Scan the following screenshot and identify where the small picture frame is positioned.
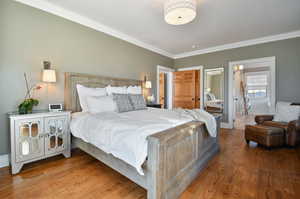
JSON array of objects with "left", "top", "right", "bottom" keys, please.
[{"left": 49, "top": 104, "right": 63, "bottom": 112}]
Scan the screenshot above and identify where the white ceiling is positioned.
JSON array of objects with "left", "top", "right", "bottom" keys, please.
[{"left": 17, "top": 0, "right": 300, "bottom": 58}]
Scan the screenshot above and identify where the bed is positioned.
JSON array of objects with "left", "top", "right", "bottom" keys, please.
[{"left": 64, "top": 72, "right": 221, "bottom": 199}]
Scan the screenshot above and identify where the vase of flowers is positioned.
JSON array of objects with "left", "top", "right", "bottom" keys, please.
[{"left": 18, "top": 73, "right": 42, "bottom": 114}]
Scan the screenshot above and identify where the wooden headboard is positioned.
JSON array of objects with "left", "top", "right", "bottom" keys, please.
[{"left": 64, "top": 72, "right": 143, "bottom": 112}]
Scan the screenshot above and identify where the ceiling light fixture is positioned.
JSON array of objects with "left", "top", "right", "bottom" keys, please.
[{"left": 164, "top": 0, "right": 197, "bottom": 25}]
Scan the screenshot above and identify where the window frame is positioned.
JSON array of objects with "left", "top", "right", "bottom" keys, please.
[{"left": 245, "top": 71, "right": 270, "bottom": 99}]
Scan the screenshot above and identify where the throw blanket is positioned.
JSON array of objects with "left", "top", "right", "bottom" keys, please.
[{"left": 174, "top": 109, "right": 217, "bottom": 137}]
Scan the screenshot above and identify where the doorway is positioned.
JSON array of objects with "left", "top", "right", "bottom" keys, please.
[
  {"left": 156, "top": 65, "right": 175, "bottom": 109},
  {"left": 159, "top": 73, "right": 166, "bottom": 108},
  {"left": 156, "top": 65, "right": 204, "bottom": 110},
  {"left": 173, "top": 70, "right": 200, "bottom": 109},
  {"left": 176, "top": 66, "right": 204, "bottom": 109},
  {"left": 228, "top": 57, "right": 276, "bottom": 129}
]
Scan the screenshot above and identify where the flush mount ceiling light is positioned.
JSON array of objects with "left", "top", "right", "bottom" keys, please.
[{"left": 164, "top": 0, "right": 197, "bottom": 25}]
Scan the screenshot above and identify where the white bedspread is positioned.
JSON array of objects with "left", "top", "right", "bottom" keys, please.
[{"left": 70, "top": 108, "right": 216, "bottom": 175}]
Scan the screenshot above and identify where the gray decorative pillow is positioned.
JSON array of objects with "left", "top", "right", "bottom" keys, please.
[
  {"left": 129, "top": 94, "right": 147, "bottom": 110},
  {"left": 112, "top": 93, "right": 134, "bottom": 113}
]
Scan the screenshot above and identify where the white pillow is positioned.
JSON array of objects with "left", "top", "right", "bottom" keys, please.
[
  {"left": 106, "top": 85, "right": 127, "bottom": 95},
  {"left": 273, "top": 101, "right": 300, "bottom": 122},
  {"left": 127, "top": 86, "right": 142, "bottom": 94},
  {"left": 76, "top": 84, "right": 107, "bottom": 112},
  {"left": 86, "top": 95, "right": 117, "bottom": 114}
]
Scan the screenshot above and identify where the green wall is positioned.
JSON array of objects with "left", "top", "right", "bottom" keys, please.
[
  {"left": 0, "top": 0, "right": 173, "bottom": 155},
  {"left": 175, "top": 37, "right": 300, "bottom": 122}
]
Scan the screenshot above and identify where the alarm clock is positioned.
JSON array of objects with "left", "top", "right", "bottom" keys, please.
[{"left": 49, "top": 104, "right": 63, "bottom": 112}]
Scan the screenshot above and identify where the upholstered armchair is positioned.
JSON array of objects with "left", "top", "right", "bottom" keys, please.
[{"left": 255, "top": 112, "right": 300, "bottom": 147}]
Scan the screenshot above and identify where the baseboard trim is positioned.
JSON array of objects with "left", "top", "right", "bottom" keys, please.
[
  {"left": 221, "top": 122, "right": 232, "bottom": 129},
  {"left": 0, "top": 154, "right": 9, "bottom": 168}
]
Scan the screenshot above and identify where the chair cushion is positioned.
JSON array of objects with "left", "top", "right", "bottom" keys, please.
[
  {"left": 262, "top": 121, "right": 288, "bottom": 132},
  {"left": 274, "top": 101, "right": 300, "bottom": 122},
  {"left": 245, "top": 125, "right": 285, "bottom": 147},
  {"left": 245, "top": 125, "right": 285, "bottom": 136}
]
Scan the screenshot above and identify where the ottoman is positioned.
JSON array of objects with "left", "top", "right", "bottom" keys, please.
[{"left": 245, "top": 125, "right": 285, "bottom": 148}]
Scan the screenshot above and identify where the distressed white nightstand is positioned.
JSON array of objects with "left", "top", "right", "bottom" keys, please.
[{"left": 8, "top": 110, "right": 71, "bottom": 174}]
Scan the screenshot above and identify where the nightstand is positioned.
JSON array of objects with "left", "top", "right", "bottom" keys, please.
[
  {"left": 147, "top": 103, "right": 162, "bottom": 108},
  {"left": 8, "top": 110, "right": 71, "bottom": 174}
]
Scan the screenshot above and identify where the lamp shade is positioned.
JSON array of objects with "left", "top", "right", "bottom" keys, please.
[
  {"left": 42, "top": 69, "right": 56, "bottom": 83},
  {"left": 145, "top": 81, "right": 152, "bottom": 89}
]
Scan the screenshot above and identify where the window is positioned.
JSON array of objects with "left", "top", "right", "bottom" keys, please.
[
  {"left": 246, "top": 74, "right": 268, "bottom": 98},
  {"left": 247, "top": 89, "right": 267, "bottom": 98}
]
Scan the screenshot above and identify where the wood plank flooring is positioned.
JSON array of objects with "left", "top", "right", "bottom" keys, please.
[{"left": 1, "top": 128, "right": 299, "bottom": 199}]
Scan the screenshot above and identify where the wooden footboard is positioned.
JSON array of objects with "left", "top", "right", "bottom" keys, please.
[
  {"left": 73, "top": 119, "right": 220, "bottom": 199},
  {"left": 147, "top": 119, "right": 220, "bottom": 199}
]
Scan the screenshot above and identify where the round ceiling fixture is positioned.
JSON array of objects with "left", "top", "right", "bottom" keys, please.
[{"left": 164, "top": 0, "right": 197, "bottom": 25}]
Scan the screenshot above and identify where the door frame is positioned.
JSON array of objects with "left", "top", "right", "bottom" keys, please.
[
  {"left": 156, "top": 65, "right": 175, "bottom": 109},
  {"left": 228, "top": 56, "right": 276, "bottom": 129},
  {"left": 177, "top": 66, "right": 204, "bottom": 109}
]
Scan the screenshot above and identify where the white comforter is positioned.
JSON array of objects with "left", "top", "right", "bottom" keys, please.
[{"left": 70, "top": 108, "right": 216, "bottom": 175}]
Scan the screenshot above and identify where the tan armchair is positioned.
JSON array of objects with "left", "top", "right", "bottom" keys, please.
[{"left": 255, "top": 115, "right": 300, "bottom": 147}]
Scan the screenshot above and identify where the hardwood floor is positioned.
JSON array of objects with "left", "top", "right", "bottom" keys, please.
[{"left": 1, "top": 129, "right": 299, "bottom": 199}]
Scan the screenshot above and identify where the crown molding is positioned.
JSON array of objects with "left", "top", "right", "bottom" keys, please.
[
  {"left": 14, "top": 1, "right": 300, "bottom": 60},
  {"left": 174, "top": 30, "right": 300, "bottom": 59},
  {"left": 14, "top": 0, "right": 173, "bottom": 58}
]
